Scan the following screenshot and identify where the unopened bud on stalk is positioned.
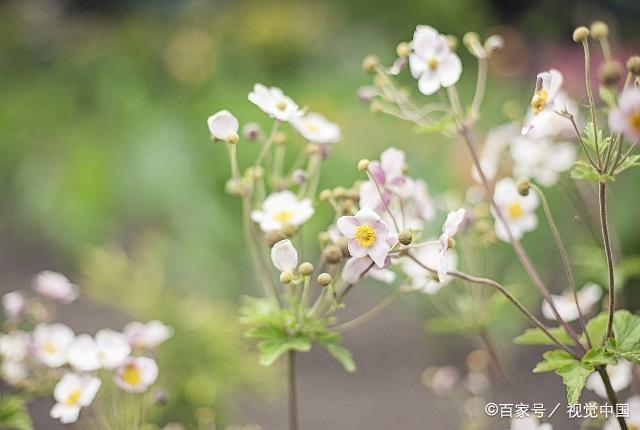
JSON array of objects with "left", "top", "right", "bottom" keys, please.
[
  {"left": 340, "top": 199, "right": 355, "bottom": 213},
  {"left": 273, "top": 131, "right": 288, "bottom": 145},
  {"left": 357, "top": 86, "right": 377, "bottom": 103},
  {"left": 333, "top": 187, "right": 347, "bottom": 199},
  {"left": 319, "top": 189, "right": 332, "bottom": 202},
  {"left": 280, "top": 271, "right": 295, "bottom": 284},
  {"left": 446, "top": 35, "right": 458, "bottom": 50},
  {"left": 247, "top": 166, "right": 264, "bottom": 180},
  {"left": 225, "top": 179, "right": 246, "bottom": 196},
  {"left": 226, "top": 133, "right": 239, "bottom": 145},
  {"left": 357, "top": 159, "right": 370, "bottom": 172},
  {"left": 306, "top": 143, "right": 321, "bottom": 155},
  {"left": 627, "top": 56, "right": 640, "bottom": 75},
  {"left": 516, "top": 177, "right": 531, "bottom": 196},
  {"left": 281, "top": 224, "right": 298, "bottom": 237},
  {"left": 396, "top": 41, "right": 411, "bottom": 58},
  {"left": 572, "top": 26, "right": 590, "bottom": 43},
  {"left": 370, "top": 100, "right": 382, "bottom": 114},
  {"left": 336, "top": 237, "right": 350, "bottom": 257},
  {"left": 318, "top": 231, "right": 330, "bottom": 247},
  {"left": 265, "top": 231, "right": 287, "bottom": 247},
  {"left": 317, "top": 273, "right": 332, "bottom": 286},
  {"left": 291, "top": 169, "right": 307, "bottom": 185},
  {"left": 242, "top": 122, "right": 263, "bottom": 141},
  {"left": 362, "top": 55, "right": 379, "bottom": 74},
  {"left": 152, "top": 387, "right": 170, "bottom": 406},
  {"left": 398, "top": 230, "right": 413, "bottom": 245},
  {"left": 598, "top": 61, "right": 622, "bottom": 86},
  {"left": 298, "top": 262, "right": 314, "bottom": 276},
  {"left": 323, "top": 245, "right": 343, "bottom": 264},
  {"left": 590, "top": 21, "right": 609, "bottom": 40}
]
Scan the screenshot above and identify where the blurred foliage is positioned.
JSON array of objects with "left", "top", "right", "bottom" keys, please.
[
  {"left": 0, "top": 395, "right": 33, "bottom": 430},
  {"left": 79, "top": 232, "right": 274, "bottom": 428}
]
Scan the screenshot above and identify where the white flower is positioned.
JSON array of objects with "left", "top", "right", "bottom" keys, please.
[
  {"left": 509, "top": 416, "right": 553, "bottom": 430},
  {"left": 33, "top": 323, "right": 75, "bottom": 368},
  {"left": 472, "top": 122, "right": 520, "bottom": 182},
  {"left": 492, "top": 178, "right": 539, "bottom": 242},
  {"left": 586, "top": 359, "right": 633, "bottom": 398},
  {"left": 248, "top": 83, "right": 302, "bottom": 122},
  {"left": 604, "top": 395, "right": 640, "bottom": 430},
  {"left": 50, "top": 373, "right": 101, "bottom": 424},
  {"left": 521, "top": 69, "right": 565, "bottom": 136},
  {"left": 270, "top": 239, "right": 299, "bottom": 273},
  {"left": 524, "top": 91, "right": 580, "bottom": 140},
  {"left": 291, "top": 112, "right": 341, "bottom": 144},
  {"left": 0, "top": 331, "right": 30, "bottom": 362},
  {"left": 401, "top": 241, "right": 457, "bottom": 294},
  {"left": 207, "top": 110, "right": 239, "bottom": 142},
  {"left": 123, "top": 321, "right": 173, "bottom": 350},
  {"left": 409, "top": 25, "right": 462, "bottom": 95},
  {"left": 542, "top": 283, "right": 602, "bottom": 322},
  {"left": 609, "top": 88, "right": 640, "bottom": 142},
  {"left": 32, "top": 271, "right": 79, "bottom": 304},
  {"left": 67, "top": 329, "right": 131, "bottom": 371},
  {"left": 114, "top": 356, "right": 159, "bottom": 393},
  {"left": 2, "top": 291, "right": 27, "bottom": 320},
  {"left": 438, "top": 209, "right": 465, "bottom": 282},
  {"left": 337, "top": 207, "right": 391, "bottom": 268},
  {"left": 510, "top": 136, "right": 576, "bottom": 187},
  {"left": 251, "top": 191, "right": 314, "bottom": 232},
  {"left": 2, "top": 360, "right": 28, "bottom": 385}
]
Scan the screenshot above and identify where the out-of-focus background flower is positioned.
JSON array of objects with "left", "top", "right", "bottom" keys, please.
[{"left": 1, "top": 0, "right": 639, "bottom": 428}]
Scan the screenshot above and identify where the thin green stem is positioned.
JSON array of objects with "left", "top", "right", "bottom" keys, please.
[
  {"left": 255, "top": 120, "right": 280, "bottom": 168},
  {"left": 582, "top": 39, "right": 602, "bottom": 168},
  {"left": 598, "top": 182, "right": 616, "bottom": 341},
  {"left": 288, "top": 350, "right": 298, "bottom": 430},
  {"left": 333, "top": 288, "right": 403, "bottom": 332}
]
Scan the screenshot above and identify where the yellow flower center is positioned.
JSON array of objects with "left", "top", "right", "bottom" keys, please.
[
  {"left": 305, "top": 122, "right": 319, "bottom": 133},
  {"left": 276, "top": 101, "right": 287, "bottom": 111},
  {"left": 507, "top": 202, "right": 525, "bottom": 219},
  {"left": 122, "top": 364, "right": 142, "bottom": 386},
  {"left": 66, "top": 389, "right": 81, "bottom": 406},
  {"left": 274, "top": 210, "right": 294, "bottom": 223},
  {"left": 355, "top": 225, "right": 376, "bottom": 248},
  {"left": 426, "top": 57, "right": 439, "bottom": 70},
  {"left": 531, "top": 88, "right": 548, "bottom": 114},
  {"left": 43, "top": 342, "right": 57, "bottom": 354},
  {"left": 630, "top": 110, "right": 640, "bottom": 132}
]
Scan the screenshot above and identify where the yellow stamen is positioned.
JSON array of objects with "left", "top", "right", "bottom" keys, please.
[
  {"left": 122, "top": 364, "right": 142, "bottom": 386},
  {"left": 531, "top": 88, "right": 548, "bottom": 114},
  {"left": 43, "top": 342, "right": 57, "bottom": 354},
  {"left": 276, "top": 101, "right": 287, "bottom": 111},
  {"left": 355, "top": 225, "right": 376, "bottom": 248},
  {"left": 305, "top": 122, "right": 319, "bottom": 133},
  {"left": 66, "top": 390, "right": 81, "bottom": 406},
  {"left": 507, "top": 202, "right": 525, "bottom": 219},
  {"left": 274, "top": 210, "right": 294, "bottom": 222},
  {"left": 630, "top": 111, "right": 640, "bottom": 132},
  {"left": 426, "top": 57, "right": 439, "bottom": 70}
]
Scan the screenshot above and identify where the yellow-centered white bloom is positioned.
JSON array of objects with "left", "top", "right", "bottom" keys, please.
[
  {"left": 509, "top": 416, "right": 553, "bottom": 430},
  {"left": 510, "top": 136, "right": 576, "bottom": 187},
  {"left": 207, "top": 110, "right": 239, "bottom": 142},
  {"left": 586, "top": 359, "right": 633, "bottom": 399},
  {"left": 50, "top": 373, "right": 101, "bottom": 424},
  {"left": 251, "top": 191, "right": 314, "bottom": 232},
  {"left": 32, "top": 270, "right": 79, "bottom": 304},
  {"left": 248, "top": 83, "right": 302, "bottom": 122},
  {"left": 114, "top": 356, "right": 159, "bottom": 393},
  {"left": 541, "top": 283, "right": 602, "bottom": 322},
  {"left": 337, "top": 207, "right": 390, "bottom": 268},
  {"left": 123, "top": 320, "right": 173, "bottom": 350},
  {"left": 401, "top": 240, "right": 457, "bottom": 294},
  {"left": 67, "top": 329, "right": 131, "bottom": 371},
  {"left": 409, "top": 25, "right": 462, "bottom": 95},
  {"left": 609, "top": 88, "right": 640, "bottom": 142},
  {"left": 491, "top": 178, "right": 539, "bottom": 242},
  {"left": 291, "top": 112, "right": 341, "bottom": 144},
  {"left": 522, "top": 69, "right": 570, "bottom": 137},
  {"left": 270, "top": 239, "right": 298, "bottom": 273},
  {"left": 33, "top": 323, "right": 75, "bottom": 368}
]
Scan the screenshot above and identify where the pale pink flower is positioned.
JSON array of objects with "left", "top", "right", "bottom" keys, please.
[
  {"left": 609, "top": 88, "right": 640, "bottom": 142},
  {"left": 248, "top": 83, "right": 302, "bottom": 122},
  {"left": 270, "top": 239, "right": 298, "bottom": 273},
  {"left": 409, "top": 25, "right": 462, "bottom": 95},
  {"left": 337, "top": 207, "right": 391, "bottom": 268},
  {"left": 32, "top": 271, "right": 79, "bottom": 304},
  {"left": 251, "top": 191, "right": 314, "bottom": 232},
  {"left": 207, "top": 110, "right": 239, "bottom": 142},
  {"left": 2, "top": 291, "right": 27, "bottom": 320},
  {"left": 114, "top": 356, "right": 159, "bottom": 393},
  {"left": 290, "top": 112, "right": 341, "bottom": 144},
  {"left": 123, "top": 321, "right": 173, "bottom": 350},
  {"left": 437, "top": 209, "right": 466, "bottom": 282}
]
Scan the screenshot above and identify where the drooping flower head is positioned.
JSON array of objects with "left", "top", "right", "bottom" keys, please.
[
  {"left": 33, "top": 323, "right": 75, "bottom": 368},
  {"left": 437, "top": 208, "right": 466, "bottom": 282},
  {"left": 123, "top": 321, "right": 173, "bottom": 350},
  {"left": 270, "top": 239, "right": 299, "bottom": 273},
  {"left": 522, "top": 69, "right": 566, "bottom": 136},
  {"left": 337, "top": 207, "right": 391, "bottom": 268},
  {"left": 409, "top": 25, "right": 462, "bottom": 95},
  {"left": 251, "top": 191, "right": 314, "bottom": 232},
  {"left": 32, "top": 271, "right": 79, "bottom": 304},
  {"left": 50, "top": 373, "right": 101, "bottom": 424},
  {"left": 248, "top": 83, "right": 302, "bottom": 122},
  {"left": 491, "top": 178, "right": 539, "bottom": 242},
  {"left": 291, "top": 112, "right": 341, "bottom": 144},
  {"left": 114, "top": 356, "right": 159, "bottom": 394},
  {"left": 401, "top": 241, "right": 457, "bottom": 294},
  {"left": 207, "top": 110, "right": 239, "bottom": 143},
  {"left": 541, "top": 283, "right": 602, "bottom": 322},
  {"left": 609, "top": 87, "right": 640, "bottom": 142}
]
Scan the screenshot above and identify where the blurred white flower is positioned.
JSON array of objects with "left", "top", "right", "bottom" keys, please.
[
  {"left": 2, "top": 291, "right": 27, "bottom": 320},
  {"left": 337, "top": 207, "right": 391, "bottom": 268},
  {"left": 586, "top": 359, "right": 633, "bottom": 398},
  {"left": 207, "top": 110, "right": 239, "bottom": 142},
  {"left": 542, "top": 283, "right": 602, "bottom": 322},
  {"left": 50, "top": 373, "right": 101, "bottom": 424},
  {"left": 251, "top": 191, "right": 314, "bottom": 232},
  {"left": 32, "top": 271, "right": 79, "bottom": 304},
  {"left": 33, "top": 323, "right": 75, "bottom": 368},
  {"left": 270, "top": 239, "right": 298, "bottom": 273},
  {"left": 409, "top": 25, "right": 462, "bottom": 95},
  {"left": 509, "top": 416, "right": 553, "bottom": 430},
  {"left": 427, "top": 366, "right": 460, "bottom": 395},
  {"left": 438, "top": 208, "right": 465, "bottom": 282},
  {"left": 67, "top": 329, "right": 131, "bottom": 371},
  {"left": 522, "top": 69, "right": 565, "bottom": 136},
  {"left": 123, "top": 321, "right": 173, "bottom": 350},
  {"left": 248, "top": 83, "right": 302, "bottom": 122},
  {"left": 510, "top": 136, "right": 576, "bottom": 187},
  {"left": 291, "top": 112, "right": 341, "bottom": 144},
  {"left": 609, "top": 88, "right": 640, "bottom": 142},
  {"left": 2, "top": 360, "right": 28, "bottom": 386},
  {"left": 114, "top": 356, "right": 159, "bottom": 393},
  {"left": 0, "top": 331, "right": 30, "bottom": 362},
  {"left": 401, "top": 241, "right": 457, "bottom": 294},
  {"left": 492, "top": 178, "right": 539, "bottom": 242},
  {"left": 523, "top": 91, "right": 580, "bottom": 140},
  {"left": 604, "top": 395, "right": 640, "bottom": 430},
  {"left": 472, "top": 122, "right": 519, "bottom": 182}
]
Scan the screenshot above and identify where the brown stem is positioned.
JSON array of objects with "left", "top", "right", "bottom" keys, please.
[
  {"left": 599, "top": 182, "right": 616, "bottom": 341},
  {"left": 479, "top": 329, "right": 521, "bottom": 400},
  {"left": 597, "top": 366, "right": 628, "bottom": 430},
  {"left": 288, "top": 350, "right": 298, "bottom": 430}
]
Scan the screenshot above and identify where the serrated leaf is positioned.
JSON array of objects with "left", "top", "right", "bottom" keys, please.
[
  {"left": 0, "top": 396, "right": 33, "bottom": 430},
  {"left": 614, "top": 155, "right": 640, "bottom": 175},
  {"left": 258, "top": 339, "right": 289, "bottom": 366},
  {"left": 571, "top": 160, "right": 614, "bottom": 182},
  {"left": 533, "top": 350, "right": 578, "bottom": 373},
  {"left": 556, "top": 361, "right": 594, "bottom": 404},
  {"left": 324, "top": 343, "right": 356, "bottom": 373},
  {"left": 583, "top": 312, "right": 608, "bottom": 345},
  {"left": 514, "top": 326, "right": 574, "bottom": 346},
  {"left": 612, "top": 310, "right": 640, "bottom": 351},
  {"left": 582, "top": 347, "right": 618, "bottom": 367}
]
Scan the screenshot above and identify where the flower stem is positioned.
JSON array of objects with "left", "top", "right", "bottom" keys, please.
[
  {"left": 288, "top": 350, "right": 299, "bottom": 430},
  {"left": 581, "top": 39, "right": 602, "bottom": 167},
  {"left": 598, "top": 181, "right": 616, "bottom": 341},
  {"left": 596, "top": 366, "right": 628, "bottom": 430}
]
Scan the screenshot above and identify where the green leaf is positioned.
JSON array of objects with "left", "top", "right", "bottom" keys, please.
[
  {"left": 533, "top": 350, "right": 578, "bottom": 373},
  {"left": 324, "top": 343, "right": 356, "bottom": 373},
  {"left": 556, "top": 361, "right": 594, "bottom": 404},
  {"left": 605, "top": 310, "right": 640, "bottom": 363},
  {"left": 514, "top": 326, "right": 574, "bottom": 346},
  {"left": 0, "top": 396, "right": 33, "bottom": 430},
  {"left": 258, "top": 339, "right": 289, "bottom": 366},
  {"left": 584, "top": 312, "right": 608, "bottom": 345},
  {"left": 582, "top": 347, "right": 618, "bottom": 367},
  {"left": 614, "top": 155, "right": 640, "bottom": 175},
  {"left": 286, "top": 336, "right": 312, "bottom": 353},
  {"left": 570, "top": 160, "right": 614, "bottom": 182},
  {"left": 246, "top": 325, "right": 285, "bottom": 340}
]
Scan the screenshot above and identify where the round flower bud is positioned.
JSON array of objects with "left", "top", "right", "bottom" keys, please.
[
  {"left": 323, "top": 245, "right": 343, "bottom": 264},
  {"left": 318, "top": 231, "right": 330, "bottom": 247},
  {"left": 357, "top": 159, "right": 370, "bottom": 172},
  {"left": 265, "top": 231, "right": 287, "bottom": 247},
  {"left": 357, "top": 86, "right": 377, "bottom": 104},
  {"left": 336, "top": 237, "right": 350, "bottom": 257},
  {"left": 247, "top": 166, "right": 264, "bottom": 179},
  {"left": 291, "top": 169, "right": 307, "bottom": 185},
  {"left": 462, "top": 31, "right": 480, "bottom": 48},
  {"left": 152, "top": 387, "right": 170, "bottom": 406},
  {"left": 273, "top": 131, "right": 288, "bottom": 145},
  {"left": 317, "top": 273, "right": 332, "bottom": 287},
  {"left": 466, "top": 349, "right": 490, "bottom": 372},
  {"left": 332, "top": 187, "right": 347, "bottom": 199},
  {"left": 242, "top": 122, "right": 263, "bottom": 141},
  {"left": 396, "top": 41, "right": 411, "bottom": 58},
  {"left": 226, "top": 133, "right": 239, "bottom": 145},
  {"left": 447, "top": 237, "right": 456, "bottom": 249},
  {"left": 319, "top": 189, "right": 332, "bottom": 202},
  {"left": 398, "top": 230, "right": 413, "bottom": 245},
  {"left": 362, "top": 55, "right": 380, "bottom": 74},
  {"left": 598, "top": 61, "right": 622, "bottom": 86},
  {"left": 516, "top": 177, "right": 531, "bottom": 196},
  {"left": 298, "top": 262, "right": 314, "bottom": 276},
  {"left": 340, "top": 199, "right": 355, "bottom": 214},
  {"left": 572, "top": 26, "right": 590, "bottom": 43},
  {"left": 370, "top": 100, "right": 382, "bottom": 114},
  {"left": 281, "top": 224, "right": 298, "bottom": 237},
  {"left": 627, "top": 56, "right": 640, "bottom": 75},
  {"left": 590, "top": 21, "right": 609, "bottom": 40},
  {"left": 280, "top": 270, "right": 295, "bottom": 284},
  {"left": 445, "top": 35, "right": 458, "bottom": 50}
]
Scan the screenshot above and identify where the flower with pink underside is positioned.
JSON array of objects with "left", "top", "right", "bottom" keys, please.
[
  {"left": 438, "top": 208, "right": 466, "bottom": 282},
  {"left": 609, "top": 88, "right": 640, "bottom": 142},
  {"left": 359, "top": 147, "right": 412, "bottom": 213},
  {"left": 337, "top": 207, "right": 391, "bottom": 268}
]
